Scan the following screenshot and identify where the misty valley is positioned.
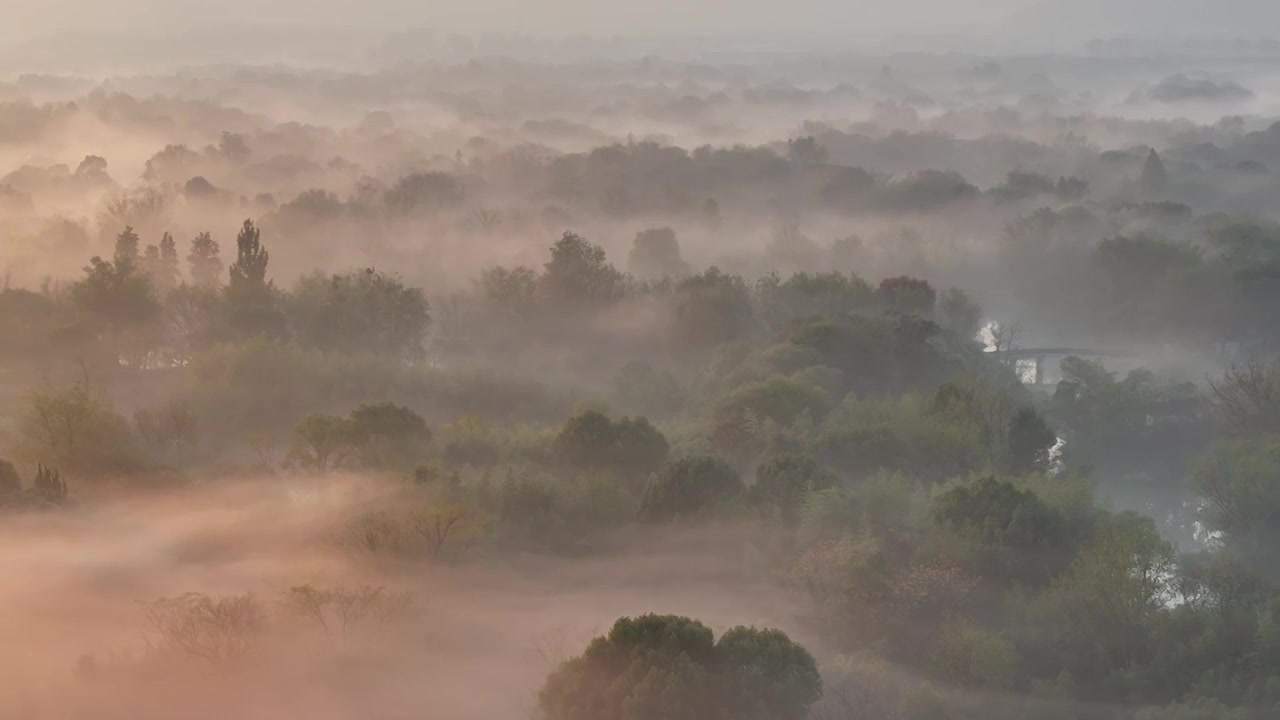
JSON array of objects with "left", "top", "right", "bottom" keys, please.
[{"left": 6, "top": 20, "right": 1280, "bottom": 720}]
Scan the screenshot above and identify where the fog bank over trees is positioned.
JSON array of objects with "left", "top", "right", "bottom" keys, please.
[{"left": 7, "top": 7, "right": 1280, "bottom": 720}]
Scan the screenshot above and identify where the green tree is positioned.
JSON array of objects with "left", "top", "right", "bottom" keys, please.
[
  {"left": 347, "top": 402, "right": 430, "bottom": 469},
  {"left": 628, "top": 227, "right": 689, "bottom": 281},
  {"left": 786, "top": 313, "right": 964, "bottom": 398},
  {"left": 1194, "top": 438, "right": 1280, "bottom": 576},
  {"left": 672, "top": 267, "right": 754, "bottom": 351},
  {"left": 15, "top": 383, "right": 139, "bottom": 476},
  {"left": 71, "top": 249, "right": 162, "bottom": 361},
  {"left": 441, "top": 416, "right": 501, "bottom": 468},
  {"left": 288, "top": 269, "right": 431, "bottom": 358},
  {"left": 539, "top": 614, "right": 821, "bottom": 720},
  {"left": 715, "top": 375, "right": 830, "bottom": 428},
  {"left": 1006, "top": 407, "right": 1057, "bottom": 475},
  {"left": 540, "top": 231, "right": 625, "bottom": 307},
  {"left": 1177, "top": 551, "right": 1269, "bottom": 621},
  {"left": 930, "top": 475, "right": 1069, "bottom": 584},
  {"left": 612, "top": 416, "right": 670, "bottom": 478},
  {"left": 931, "top": 618, "right": 1020, "bottom": 690},
  {"left": 932, "top": 476, "right": 1063, "bottom": 548},
  {"left": 754, "top": 270, "right": 873, "bottom": 330},
  {"left": 288, "top": 414, "right": 355, "bottom": 473},
  {"left": 641, "top": 456, "right": 743, "bottom": 522},
  {"left": 554, "top": 410, "right": 623, "bottom": 470},
  {"left": 1051, "top": 357, "right": 1208, "bottom": 480},
  {"left": 1041, "top": 512, "right": 1176, "bottom": 682},
  {"left": 553, "top": 410, "right": 669, "bottom": 479},
  {"left": 540, "top": 614, "right": 719, "bottom": 720},
  {"left": 716, "top": 626, "right": 823, "bottom": 720},
  {"left": 876, "top": 276, "right": 936, "bottom": 315},
  {"left": 752, "top": 453, "right": 836, "bottom": 522},
  {"left": 937, "top": 287, "right": 982, "bottom": 339},
  {"left": 478, "top": 265, "right": 538, "bottom": 314},
  {"left": 498, "top": 474, "right": 559, "bottom": 544},
  {"left": 1089, "top": 234, "right": 1202, "bottom": 337},
  {"left": 73, "top": 256, "right": 160, "bottom": 330}
]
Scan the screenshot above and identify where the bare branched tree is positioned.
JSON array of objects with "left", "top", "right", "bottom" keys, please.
[
  {"left": 279, "top": 585, "right": 333, "bottom": 635},
  {"left": 1210, "top": 361, "right": 1280, "bottom": 434},
  {"left": 409, "top": 503, "right": 472, "bottom": 558},
  {"left": 989, "top": 321, "right": 1022, "bottom": 362},
  {"left": 141, "top": 593, "right": 265, "bottom": 668},
  {"left": 246, "top": 431, "right": 279, "bottom": 469},
  {"left": 280, "top": 584, "right": 413, "bottom": 639},
  {"left": 331, "top": 585, "right": 395, "bottom": 638},
  {"left": 332, "top": 511, "right": 408, "bottom": 555}
]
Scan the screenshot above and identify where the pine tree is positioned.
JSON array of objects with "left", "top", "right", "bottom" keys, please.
[
  {"left": 222, "top": 220, "right": 282, "bottom": 338},
  {"left": 141, "top": 243, "right": 161, "bottom": 285},
  {"left": 113, "top": 226, "right": 140, "bottom": 272},
  {"left": 187, "top": 232, "right": 223, "bottom": 289},
  {"left": 159, "top": 232, "right": 180, "bottom": 285},
  {"left": 228, "top": 219, "right": 270, "bottom": 299},
  {"left": 140, "top": 232, "right": 181, "bottom": 295},
  {"left": 1139, "top": 149, "right": 1168, "bottom": 194}
]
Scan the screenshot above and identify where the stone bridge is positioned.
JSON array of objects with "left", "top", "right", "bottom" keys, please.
[{"left": 996, "top": 348, "right": 1135, "bottom": 386}]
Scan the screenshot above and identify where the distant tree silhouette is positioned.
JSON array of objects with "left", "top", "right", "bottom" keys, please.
[
  {"left": 1139, "top": 149, "right": 1169, "bottom": 195},
  {"left": 113, "top": 226, "right": 140, "bottom": 272},
  {"left": 628, "top": 227, "right": 689, "bottom": 280},
  {"left": 228, "top": 219, "right": 270, "bottom": 298},
  {"left": 187, "top": 232, "right": 223, "bottom": 289}
]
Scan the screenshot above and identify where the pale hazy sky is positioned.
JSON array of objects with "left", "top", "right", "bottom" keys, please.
[
  {"left": 0, "top": 0, "right": 1276, "bottom": 47},
  {"left": 0, "top": 0, "right": 1035, "bottom": 42}
]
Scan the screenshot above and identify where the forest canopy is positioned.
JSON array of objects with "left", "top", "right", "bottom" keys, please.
[{"left": 4, "top": 23, "right": 1280, "bottom": 720}]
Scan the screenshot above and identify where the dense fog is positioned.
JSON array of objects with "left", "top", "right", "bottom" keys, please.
[{"left": 6, "top": 7, "right": 1280, "bottom": 720}]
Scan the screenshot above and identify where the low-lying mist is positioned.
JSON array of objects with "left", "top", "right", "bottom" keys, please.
[{"left": 1, "top": 476, "right": 804, "bottom": 720}]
